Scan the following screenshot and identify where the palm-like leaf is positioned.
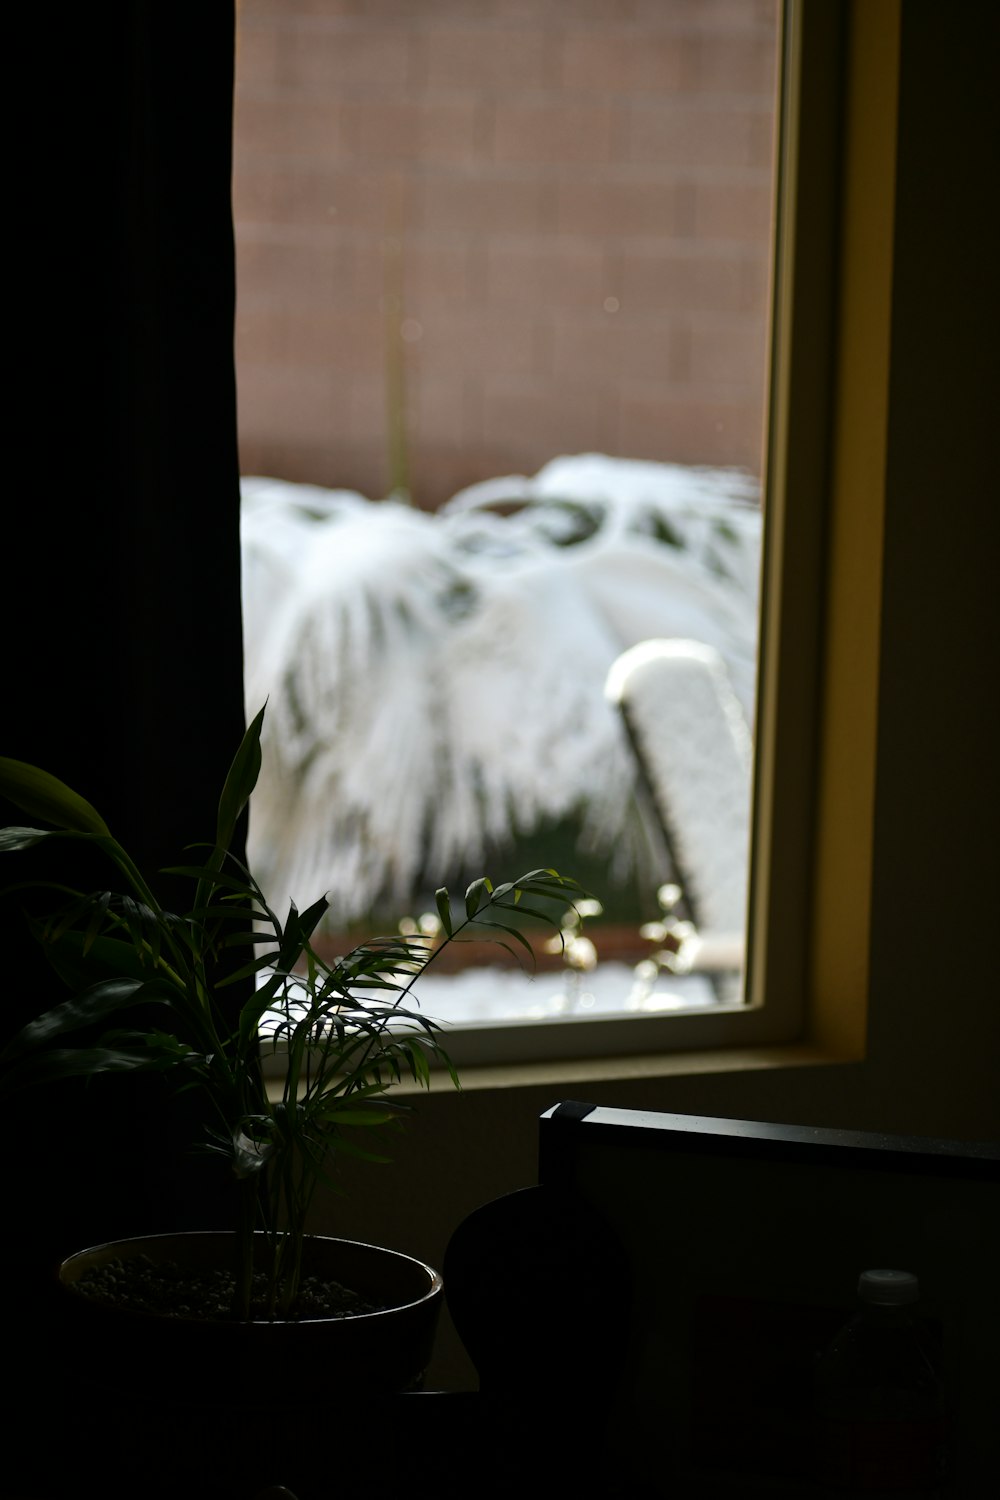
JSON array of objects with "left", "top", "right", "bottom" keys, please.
[{"left": 0, "top": 707, "right": 586, "bottom": 1320}]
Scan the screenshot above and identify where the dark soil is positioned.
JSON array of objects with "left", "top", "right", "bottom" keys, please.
[{"left": 70, "top": 1253, "right": 384, "bottom": 1322}]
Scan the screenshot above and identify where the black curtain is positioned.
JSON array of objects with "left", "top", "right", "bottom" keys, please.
[{"left": 3, "top": 0, "right": 245, "bottom": 1434}]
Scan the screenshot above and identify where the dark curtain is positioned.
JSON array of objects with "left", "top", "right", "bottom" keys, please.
[{"left": 3, "top": 1, "right": 245, "bottom": 1448}]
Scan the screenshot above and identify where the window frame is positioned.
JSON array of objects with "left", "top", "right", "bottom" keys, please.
[
  {"left": 380, "top": 0, "right": 895, "bottom": 1072},
  {"left": 257, "top": 0, "right": 899, "bottom": 1078}
]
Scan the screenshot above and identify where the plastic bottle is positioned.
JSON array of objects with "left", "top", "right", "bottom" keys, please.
[{"left": 813, "top": 1269, "right": 948, "bottom": 1497}]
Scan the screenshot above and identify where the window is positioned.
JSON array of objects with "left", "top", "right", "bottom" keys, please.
[{"left": 236, "top": 1, "right": 884, "bottom": 1069}]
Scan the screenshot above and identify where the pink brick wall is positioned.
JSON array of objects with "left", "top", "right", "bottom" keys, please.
[{"left": 233, "top": 0, "right": 779, "bottom": 509}]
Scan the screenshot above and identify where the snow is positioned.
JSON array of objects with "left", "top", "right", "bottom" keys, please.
[
  {"left": 256, "top": 959, "right": 721, "bottom": 1067},
  {"left": 240, "top": 453, "right": 762, "bottom": 938},
  {"left": 399, "top": 960, "right": 721, "bottom": 1028}
]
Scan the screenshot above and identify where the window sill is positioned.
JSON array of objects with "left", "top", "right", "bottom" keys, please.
[
  {"left": 259, "top": 939, "right": 861, "bottom": 1085},
  {"left": 266, "top": 1039, "right": 852, "bottom": 1104}
]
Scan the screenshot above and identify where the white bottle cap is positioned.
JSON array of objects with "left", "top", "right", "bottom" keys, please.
[{"left": 858, "top": 1268, "right": 919, "bottom": 1305}]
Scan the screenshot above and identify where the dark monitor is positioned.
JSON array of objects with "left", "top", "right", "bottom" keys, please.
[{"left": 539, "top": 1102, "right": 1000, "bottom": 1497}]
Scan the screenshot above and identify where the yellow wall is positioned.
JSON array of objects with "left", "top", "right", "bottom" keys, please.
[{"left": 311, "top": 0, "right": 1000, "bottom": 1388}]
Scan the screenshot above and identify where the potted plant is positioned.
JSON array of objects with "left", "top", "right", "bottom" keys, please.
[{"left": 0, "top": 704, "right": 585, "bottom": 1404}]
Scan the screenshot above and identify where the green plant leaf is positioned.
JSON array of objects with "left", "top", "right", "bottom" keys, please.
[
  {"left": 464, "top": 876, "right": 490, "bottom": 919},
  {"left": 0, "top": 758, "right": 110, "bottom": 837},
  {"left": 0, "top": 977, "right": 147, "bottom": 1063},
  {"left": 215, "top": 705, "right": 266, "bottom": 855},
  {"left": 469, "top": 915, "right": 536, "bottom": 961},
  {"left": 1, "top": 1045, "right": 170, "bottom": 1092},
  {"left": 39, "top": 929, "right": 166, "bottom": 992},
  {"left": 319, "top": 1106, "right": 398, "bottom": 1127},
  {"left": 435, "top": 886, "right": 453, "bottom": 937}
]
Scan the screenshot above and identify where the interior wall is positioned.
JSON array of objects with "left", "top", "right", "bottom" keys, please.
[
  {"left": 309, "top": 0, "right": 1000, "bottom": 1390},
  {"left": 864, "top": 0, "right": 998, "bottom": 1140}
]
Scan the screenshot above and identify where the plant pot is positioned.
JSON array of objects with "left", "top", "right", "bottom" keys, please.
[
  {"left": 50, "top": 1231, "right": 446, "bottom": 1498},
  {"left": 57, "top": 1230, "right": 443, "bottom": 1402}
]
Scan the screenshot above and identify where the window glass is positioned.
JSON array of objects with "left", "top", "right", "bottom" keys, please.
[{"left": 234, "top": 1, "right": 780, "bottom": 1054}]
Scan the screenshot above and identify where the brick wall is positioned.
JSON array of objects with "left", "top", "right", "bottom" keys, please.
[{"left": 234, "top": 0, "right": 779, "bottom": 509}]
